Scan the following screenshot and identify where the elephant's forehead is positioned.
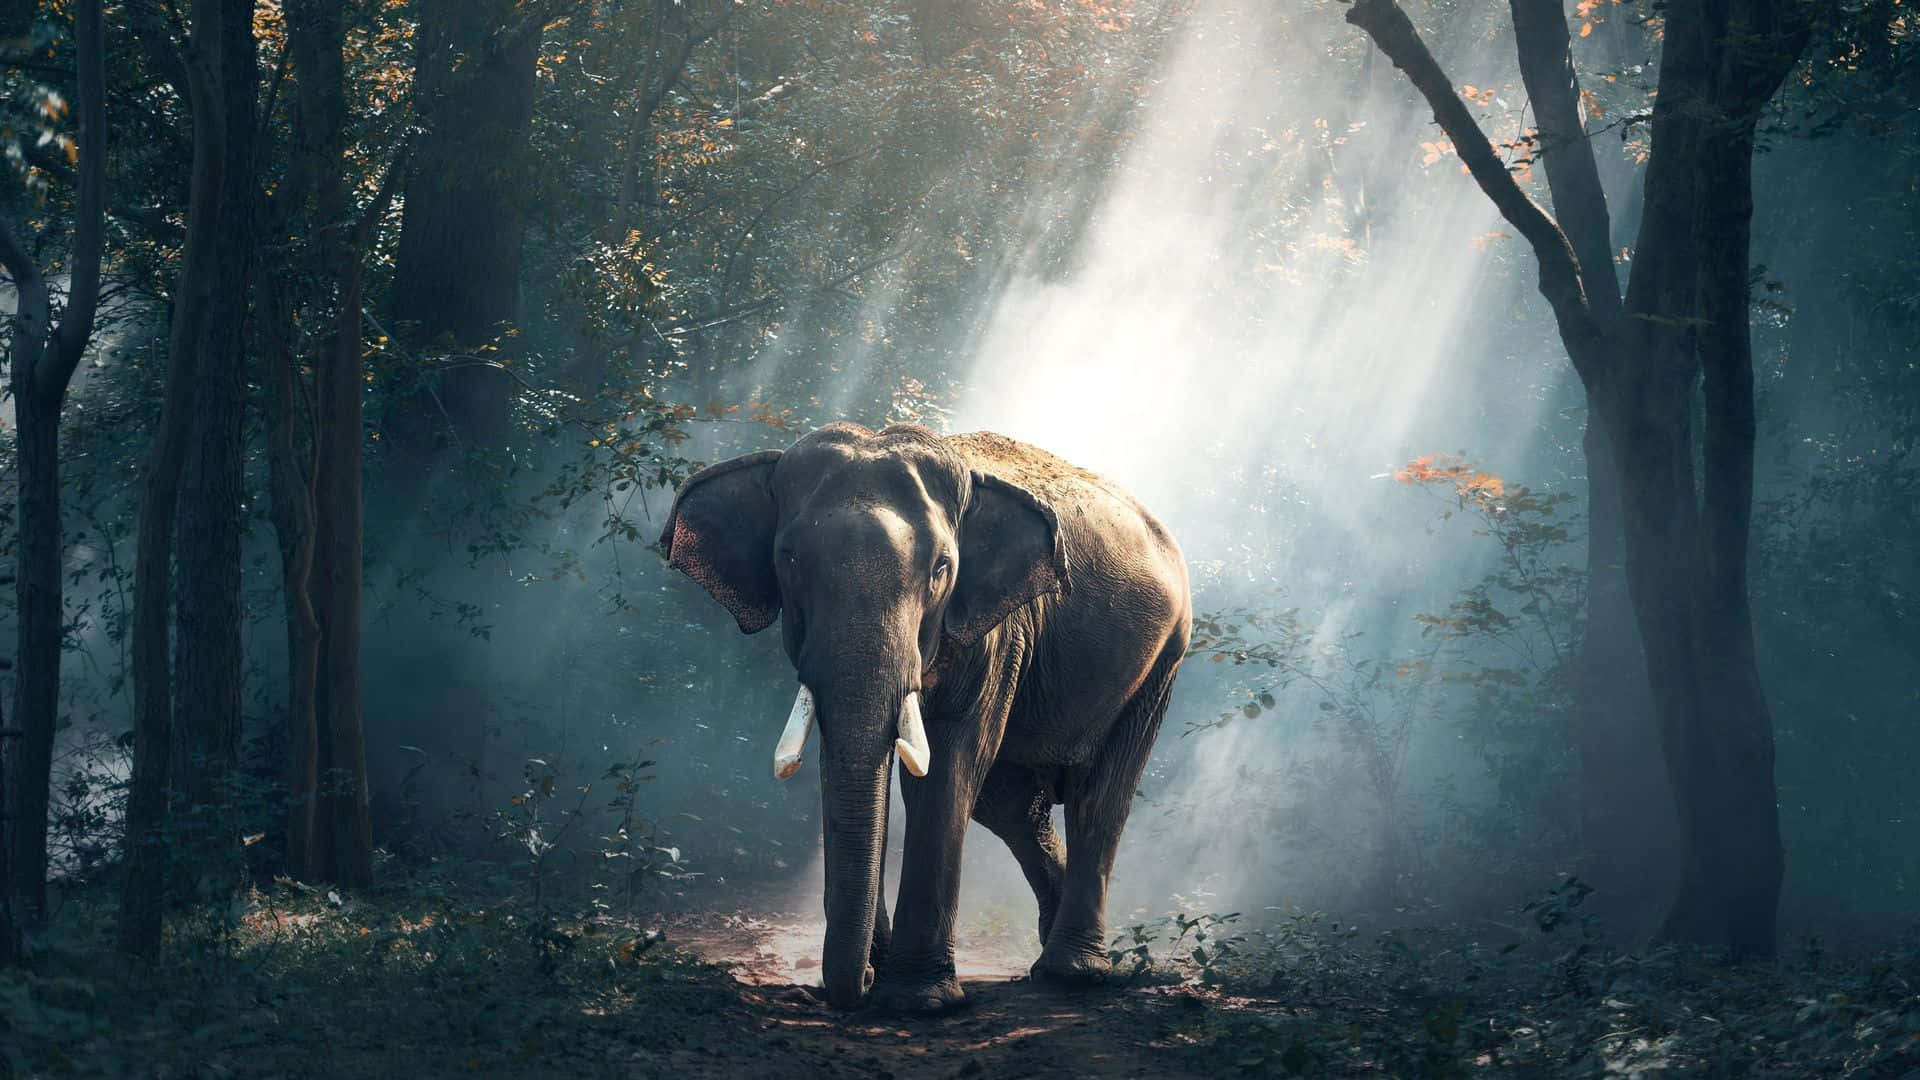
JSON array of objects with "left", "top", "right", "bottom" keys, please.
[{"left": 778, "top": 440, "right": 962, "bottom": 519}]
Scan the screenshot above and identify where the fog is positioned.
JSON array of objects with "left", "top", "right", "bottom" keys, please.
[{"left": 14, "top": 0, "right": 1914, "bottom": 984}]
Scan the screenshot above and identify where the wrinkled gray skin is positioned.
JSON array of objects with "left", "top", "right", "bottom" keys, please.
[{"left": 660, "top": 423, "right": 1190, "bottom": 1013}]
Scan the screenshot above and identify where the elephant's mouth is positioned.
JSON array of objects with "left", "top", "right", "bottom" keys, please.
[{"left": 770, "top": 684, "right": 930, "bottom": 782}]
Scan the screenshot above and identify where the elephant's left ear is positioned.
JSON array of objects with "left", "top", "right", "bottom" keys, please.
[{"left": 946, "top": 471, "right": 1069, "bottom": 647}]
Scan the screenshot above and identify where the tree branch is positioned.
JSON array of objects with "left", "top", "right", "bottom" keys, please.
[
  {"left": 0, "top": 213, "right": 53, "bottom": 415},
  {"left": 351, "top": 144, "right": 409, "bottom": 250},
  {"left": 718, "top": 147, "right": 883, "bottom": 303},
  {"left": 1345, "top": 0, "right": 1605, "bottom": 374},
  {"left": 48, "top": 0, "right": 108, "bottom": 385},
  {"left": 669, "top": 243, "right": 913, "bottom": 341},
  {"left": 20, "top": 143, "right": 182, "bottom": 245},
  {"left": 641, "top": 4, "right": 735, "bottom": 117},
  {"left": 1509, "top": 0, "right": 1620, "bottom": 326}
]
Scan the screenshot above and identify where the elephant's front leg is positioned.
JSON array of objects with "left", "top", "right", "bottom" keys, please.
[{"left": 869, "top": 717, "right": 994, "bottom": 1014}]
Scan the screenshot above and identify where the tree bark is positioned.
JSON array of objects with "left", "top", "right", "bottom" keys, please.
[
  {"left": 1346, "top": 0, "right": 1806, "bottom": 956},
  {"left": 312, "top": 256, "right": 377, "bottom": 887},
  {"left": 173, "top": 0, "right": 258, "bottom": 812},
  {"left": 263, "top": 264, "right": 322, "bottom": 878},
  {"left": 268, "top": 0, "right": 393, "bottom": 886},
  {"left": 1508, "top": 0, "right": 1675, "bottom": 935},
  {"left": 122, "top": 0, "right": 229, "bottom": 957},
  {"left": 1, "top": 0, "right": 107, "bottom": 924},
  {"left": 0, "top": 672, "right": 11, "bottom": 965}
]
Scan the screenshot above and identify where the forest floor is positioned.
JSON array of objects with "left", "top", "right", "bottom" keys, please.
[
  {"left": 5, "top": 871, "right": 1919, "bottom": 1077},
  {"left": 640, "top": 901, "right": 1289, "bottom": 1079}
]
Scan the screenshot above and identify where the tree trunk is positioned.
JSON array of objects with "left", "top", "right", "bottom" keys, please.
[
  {"left": 263, "top": 265, "right": 323, "bottom": 878},
  {"left": 1506, "top": 0, "right": 1676, "bottom": 935},
  {"left": 173, "top": 0, "right": 257, "bottom": 812},
  {"left": 1, "top": 0, "right": 107, "bottom": 925},
  {"left": 386, "top": 0, "right": 541, "bottom": 451},
  {"left": 7, "top": 391, "right": 60, "bottom": 919},
  {"left": 1345, "top": 0, "right": 1805, "bottom": 957},
  {"left": 312, "top": 264, "right": 376, "bottom": 886},
  {"left": 1578, "top": 418, "right": 1674, "bottom": 935},
  {"left": 122, "top": 0, "right": 229, "bottom": 957},
  {"left": 0, "top": 673, "right": 11, "bottom": 965},
  {"left": 269, "top": 0, "right": 388, "bottom": 886},
  {"left": 1666, "top": 88, "right": 1785, "bottom": 958}
]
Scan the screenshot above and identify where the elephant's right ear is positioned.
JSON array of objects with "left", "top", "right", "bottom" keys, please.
[{"left": 658, "top": 450, "right": 783, "bottom": 634}]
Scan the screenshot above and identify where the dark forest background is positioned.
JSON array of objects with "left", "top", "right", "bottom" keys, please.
[{"left": 1, "top": 0, "right": 1916, "bottom": 1074}]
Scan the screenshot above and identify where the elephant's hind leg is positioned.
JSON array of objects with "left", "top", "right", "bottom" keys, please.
[
  {"left": 1031, "top": 635, "right": 1185, "bottom": 986},
  {"left": 972, "top": 762, "right": 1066, "bottom": 947}
]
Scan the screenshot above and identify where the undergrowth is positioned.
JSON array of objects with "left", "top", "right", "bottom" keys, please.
[
  {"left": 5, "top": 873, "right": 1916, "bottom": 1077},
  {"left": 0, "top": 868, "right": 737, "bottom": 1079},
  {"left": 1166, "top": 906, "right": 1920, "bottom": 1077}
]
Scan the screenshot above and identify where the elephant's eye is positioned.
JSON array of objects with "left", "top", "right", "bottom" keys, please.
[{"left": 930, "top": 554, "right": 951, "bottom": 588}]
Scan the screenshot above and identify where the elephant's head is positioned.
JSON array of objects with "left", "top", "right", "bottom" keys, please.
[{"left": 658, "top": 423, "right": 1066, "bottom": 1006}]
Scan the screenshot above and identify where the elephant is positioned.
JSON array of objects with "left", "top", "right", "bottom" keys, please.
[{"left": 659, "top": 422, "right": 1190, "bottom": 1012}]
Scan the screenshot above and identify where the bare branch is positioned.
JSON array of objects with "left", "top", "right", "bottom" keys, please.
[
  {"left": 1509, "top": 0, "right": 1621, "bottom": 326},
  {"left": 1345, "top": 0, "right": 1605, "bottom": 374},
  {"left": 48, "top": 0, "right": 108, "bottom": 385}
]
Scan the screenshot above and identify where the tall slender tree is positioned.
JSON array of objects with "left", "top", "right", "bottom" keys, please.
[
  {"left": 172, "top": 0, "right": 258, "bottom": 810},
  {"left": 1, "top": 0, "right": 107, "bottom": 924},
  {"left": 1345, "top": 0, "right": 1810, "bottom": 954},
  {"left": 121, "top": 0, "right": 245, "bottom": 956},
  {"left": 265, "top": 0, "right": 395, "bottom": 886}
]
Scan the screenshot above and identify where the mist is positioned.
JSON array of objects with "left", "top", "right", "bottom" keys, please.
[{"left": 6, "top": 0, "right": 1917, "bottom": 1065}]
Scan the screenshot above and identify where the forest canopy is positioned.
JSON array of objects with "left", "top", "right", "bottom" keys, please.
[{"left": 1, "top": 0, "right": 1917, "bottom": 1075}]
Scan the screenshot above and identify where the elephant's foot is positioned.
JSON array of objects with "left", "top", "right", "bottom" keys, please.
[
  {"left": 1030, "top": 942, "right": 1111, "bottom": 986},
  {"left": 869, "top": 971, "right": 967, "bottom": 1014}
]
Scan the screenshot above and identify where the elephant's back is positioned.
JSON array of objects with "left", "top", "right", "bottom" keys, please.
[
  {"left": 950, "top": 432, "right": 1179, "bottom": 554},
  {"left": 950, "top": 431, "right": 1189, "bottom": 628}
]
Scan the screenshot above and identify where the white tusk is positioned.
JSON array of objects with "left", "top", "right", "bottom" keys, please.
[
  {"left": 895, "top": 692, "right": 931, "bottom": 778},
  {"left": 773, "top": 685, "right": 815, "bottom": 780}
]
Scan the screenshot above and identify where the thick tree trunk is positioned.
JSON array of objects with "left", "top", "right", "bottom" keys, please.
[
  {"left": 268, "top": 0, "right": 334, "bottom": 880},
  {"left": 387, "top": 0, "right": 540, "bottom": 451},
  {"left": 1670, "top": 107, "right": 1784, "bottom": 956},
  {"left": 1346, "top": 0, "right": 1803, "bottom": 957},
  {"left": 1507, "top": 0, "right": 1677, "bottom": 934},
  {"left": 122, "top": 0, "right": 229, "bottom": 957},
  {"left": 173, "top": 0, "right": 257, "bottom": 810},
  {"left": 1, "top": 0, "right": 107, "bottom": 925},
  {"left": 272, "top": 0, "right": 385, "bottom": 886},
  {"left": 1578, "top": 419, "right": 1673, "bottom": 934}
]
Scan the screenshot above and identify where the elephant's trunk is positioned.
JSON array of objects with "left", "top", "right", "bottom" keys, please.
[{"left": 820, "top": 740, "right": 890, "bottom": 1008}]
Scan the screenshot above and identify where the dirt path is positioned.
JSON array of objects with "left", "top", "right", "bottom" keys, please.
[{"left": 616, "top": 904, "right": 1286, "bottom": 1079}]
